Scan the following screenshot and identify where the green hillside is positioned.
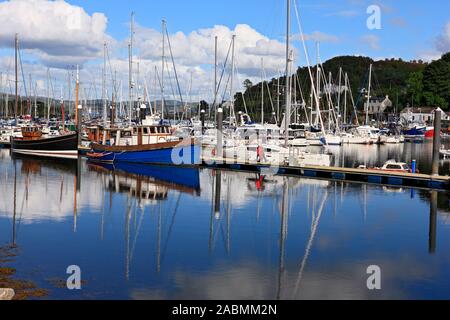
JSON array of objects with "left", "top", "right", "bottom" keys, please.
[{"left": 233, "top": 53, "right": 450, "bottom": 123}]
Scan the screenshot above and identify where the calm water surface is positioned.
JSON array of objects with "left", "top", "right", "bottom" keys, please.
[{"left": 0, "top": 142, "right": 449, "bottom": 300}]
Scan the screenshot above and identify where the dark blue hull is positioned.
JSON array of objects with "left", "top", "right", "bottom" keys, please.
[
  {"left": 403, "top": 127, "right": 426, "bottom": 136},
  {"left": 90, "top": 143, "right": 200, "bottom": 165}
]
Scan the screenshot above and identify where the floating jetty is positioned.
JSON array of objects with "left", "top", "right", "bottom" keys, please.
[{"left": 201, "top": 156, "right": 450, "bottom": 191}]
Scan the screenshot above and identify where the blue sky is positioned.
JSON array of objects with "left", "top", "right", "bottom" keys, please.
[
  {"left": 0, "top": 0, "right": 449, "bottom": 100},
  {"left": 66, "top": 0, "right": 450, "bottom": 62}
]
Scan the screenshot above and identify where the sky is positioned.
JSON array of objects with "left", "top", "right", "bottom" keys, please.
[{"left": 0, "top": 0, "right": 449, "bottom": 103}]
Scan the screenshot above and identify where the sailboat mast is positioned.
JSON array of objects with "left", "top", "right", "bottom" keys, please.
[
  {"left": 344, "top": 72, "right": 348, "bottom": 125},
  {"left": 213, "top": 35, "right": 218, "bottom": 120},
  {"left": 75, "top": 65, "right": 79, "bottom": 123},
  {"left": 161, "top": 19, "right": 166, "bottom": 120},
  {"left": 261, "top": 57, "right": 264, "bottom": 124},
  {"left": 14, "top": 33, "right": 18, "bottom": 125},
  {"left": 315, "top": 42, "right": 320, "bottom": 126},
  {"left": 129, "top": 12, "right": 134, "bottom": 125},
  {"left": 230, "top": 34, "right": 236, "bottom": 126},
  {"left": 284, "top": 0, "right": 291, "bottom": 147},
  {"left": 103, "top": 42, "right": 107, "bottom": 126},
  {"left": 337, "top": 67, "right": 342, "bottom": 121},
  {"left": 366, "top": 63, "right": 372, "bottom": 126}
]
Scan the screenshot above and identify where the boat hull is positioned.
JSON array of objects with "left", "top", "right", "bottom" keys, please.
[
  {"left": 11, "top": 133, "right": 78, "bottom": 159},
  {"left": 90, "top": 139, "right": 200, "bottom": 165}
]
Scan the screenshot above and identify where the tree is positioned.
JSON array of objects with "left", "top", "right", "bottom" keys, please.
[
  {"left": 243, "top": 79, "right": 253, "bottom": 91},
  {"left": 406, "top": 71, "right": 424, "bottom": 106},
  {"left": 422, "top": 52, "right": 450, "bottom": 110}
]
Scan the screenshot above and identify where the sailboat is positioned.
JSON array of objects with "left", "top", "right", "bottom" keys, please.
[{"left": 10, "top": 35, "right": 78, "bottom": 160}]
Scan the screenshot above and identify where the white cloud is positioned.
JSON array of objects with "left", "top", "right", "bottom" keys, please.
[
  {"left": 417, "top": 21, "right": 450, "bottom": 62},
  {"left": 360, "top": 35, "right": 380, "bottom": 50},
  {"left": 324, "top": 10, "right": 359, "bottom": 17},
  {"left": 134, "top": 24, "right": 286, "bottom": 75},
  {"left": 293, "top": 31, "right": 339, "bottom": 43},
  {"left": 0, "top": 2, "right": 288, "bottom": 102},
  {"left": 435, "top": 21, "right": 450, "bottom": 53},
  {"left": 0, "top": 0, "right": 112, "bottom": 67}
]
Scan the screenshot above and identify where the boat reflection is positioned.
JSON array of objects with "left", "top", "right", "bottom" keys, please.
[{"left": 88, "top": 162, "right": 201, "bottom": 201}]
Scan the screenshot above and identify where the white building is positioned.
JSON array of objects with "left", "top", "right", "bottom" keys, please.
[
  {"left": 400, "top": 107, "right": 450, "bottom": 125},
  {"left": 365, "top": 96, "right": 392, "bottom": 115}
]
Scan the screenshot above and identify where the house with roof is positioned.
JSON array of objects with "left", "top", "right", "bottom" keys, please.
[{"left": 400, "top": 107, "right": 449, "bottom": 125}]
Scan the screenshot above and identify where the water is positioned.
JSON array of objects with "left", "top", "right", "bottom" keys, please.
[{"left": 0, "top": 142, "right": 449, "bottom": 300}]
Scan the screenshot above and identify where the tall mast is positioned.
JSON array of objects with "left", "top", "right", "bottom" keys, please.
[
  {"left": 75, "top": 65, "right": 79, "bottom": 123},
  {"left": 366, "top": 63, "right": 372, "bottom": 126},
  {"left": 315, "top": 42, "right": 320, "bottom": 126},
  {"left": 129, "top": 12, "right": 134, "bottom": 125},
  {"left": 28, "top": 73, "right": 31, "bottom": 116},
  {"left": 284, "top": 0, "right": 291, "bottom": 147},
  {"left": 161, "top": 19, "right": 166, "bottom": 120},
  {"left": 230, "top": 34, "right": 236, "bottom": 126},
  {"left": 33, "top": 81, "right": 37, "bottom": 119},
  {"left": 14, "top": 33, "right": 18, "bottom": 125},
  {"left": 344, "top": 73, "right": 348, "bottom": 125},
  {"left": 213, "top": 35, "right": 218, "bottom": 120},
  {"left": 103, "top": 42, "right": 107, "bottom": 126},
  {"left": 47, "top": 68, "right": 50, "bottom": 122},
  {"left": 261, "top": 57, "right": 264, "bottom": 124},
  {"left": 277, "top": 75, "right": 280, "bottom": 125},
  {"left": 337, "top": 67, "right": 342, "bottom": 121}
]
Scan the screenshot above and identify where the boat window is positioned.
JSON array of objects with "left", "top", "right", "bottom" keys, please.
[
  {"left": 143, "top": 127, "right": 148, "bottom": 134},
  {"left": 386, "top": 164, "right": 401, "bottom": 170}
]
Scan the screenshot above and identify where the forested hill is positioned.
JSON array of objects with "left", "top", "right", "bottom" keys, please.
[{"left": 234, "top": 53, "right": 450, "bottom": 122}]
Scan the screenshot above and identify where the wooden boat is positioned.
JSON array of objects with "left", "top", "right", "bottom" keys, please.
[
  {"left": 88, "top": 138, "right": 199, "bottom": 165},
  {"left": 87, "top": 125, "right": 200, "bottom": 165},
  {"left": 11, "top": 126, "right": 78, "bottom": 159}
]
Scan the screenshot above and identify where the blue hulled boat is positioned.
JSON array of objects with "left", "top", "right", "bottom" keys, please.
[{"left": 87, "top": 125, "right": 200, "bottom": 166}]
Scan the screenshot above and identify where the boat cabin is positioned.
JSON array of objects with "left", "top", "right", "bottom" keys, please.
[
  {"left": 381, "top": 161, "right": 410, "bottom": 172},
  {"left": 104, "top": 125, "right": 175, "bottom": 146},
  {"left": 21, "top": 126, "right": 43, "bottom": 140}
]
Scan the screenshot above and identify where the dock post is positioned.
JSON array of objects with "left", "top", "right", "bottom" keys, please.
[
  {"left": 429, "top": 191, "right": 437, "bottom": 254},
  {"left": 431, "top": 110, "right": 441, "bottom": 176},
  {"left": 200, "top": 109, "right": 205, "bottom": 134},
  {"left": 217, "top": 107, "right": 223, "bottom": 162}
]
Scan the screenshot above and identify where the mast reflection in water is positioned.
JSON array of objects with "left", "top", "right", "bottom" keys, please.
[{"left": 0, "top": 147, "right": 450, "bottom": 299}]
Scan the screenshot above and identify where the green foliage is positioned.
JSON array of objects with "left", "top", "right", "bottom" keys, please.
[
  {"left": 422, "top": 53, "right": 450, "bottom": 109},
  {"left": 243, "top": 79, "right": 253, "bottom": 90},
  {"left": 234, "top": 55, "right": 438, "bottom": 121},
  {"left": 406, "top": 71, "right": 424, "bottom": 106}
]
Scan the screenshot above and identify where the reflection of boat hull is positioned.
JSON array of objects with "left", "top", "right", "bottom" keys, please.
[
  {"left": 89, "top": 139, "right": 200, "bottom": 165},
  {"left": 116, "top": 162, "right": 200, "bottom": 191},
  {"left": 90, "top": 162, "right": 201, "bottom": 192},
  {"left": 11, "top": 133, "right": 78, "bottom": 159}
]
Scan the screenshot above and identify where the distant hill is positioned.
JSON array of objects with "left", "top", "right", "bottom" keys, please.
[{"left": 234, "top": 53, "right": 450, "bottom": 122}]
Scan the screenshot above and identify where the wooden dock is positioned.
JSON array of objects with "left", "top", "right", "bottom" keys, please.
[{"left": 201, "top": 157, "right": 450, "bottom": 191}]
